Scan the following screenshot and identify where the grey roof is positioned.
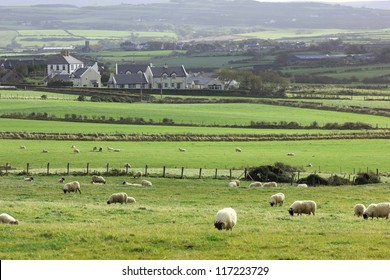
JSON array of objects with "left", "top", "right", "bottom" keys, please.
[
  {"left": 149, "top": 65, "right": 188, "bottom": 77},
  {"left": 116, "top": 64, "right": 149, "bottom": 74},
  {"left": 52, "top": 74, "right": 71, "bottom": 81},
  {"left": 47, "top": 54, "right": 84, "bottom": 65},
  {"left": 72, "top": 68, "right": 89, "bottom": 78},
  {"left": 111, "top": 73, "right": 148, "bottom": 85}
]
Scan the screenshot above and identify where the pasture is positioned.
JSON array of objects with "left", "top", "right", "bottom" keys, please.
[{"left": 0, "top": 176, "right": 389, "bottom": 260}]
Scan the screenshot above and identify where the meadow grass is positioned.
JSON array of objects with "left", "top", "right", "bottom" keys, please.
[
  {"left": 2, "top": 139, "right": 390, "bottom": 174},
  {"left": 0, "top": 176, "right": 389, "bottom": 260},
  {"left": 2, "top": 99, "right": 390, "bottom": 127}
]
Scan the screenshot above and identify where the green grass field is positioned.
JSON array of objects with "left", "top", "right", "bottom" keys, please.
[{"left": 0, "top": 176, "right": 389, "bottom": 260}]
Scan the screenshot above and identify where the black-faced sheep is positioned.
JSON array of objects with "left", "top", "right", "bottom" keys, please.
[
  {"left": 141, "top": 179, "right": 152, "bottom": 187},
  {"left": 288, "top": 200, "right": 316, "bottom": 216},
  {"left": 20, "top": 145, "right": 26, "bottom": 149},
  {"left": 123, "top": 181, "right": 142, "bottom": 186},
  {"left": 235, "top": 147, "right": 242, "bottom": 152},
  {"left": 107, "top": 192, "right": 128, "bottom": 204},
  {"left": 24, "top": 176, "right": 33, "bottom": 182},
  {"left": 178, "top": 148, "right": 186, "bottom": 152},
  {"left": 354, "top": 204, "right": 366, "bottom": 217},
  {"left": 363, "top": 202, "right": 390, "bottom": 220},
  {"left": 133, "top": 171, "right": 142, "bottom": 178},
  {"left": 42, "top": 149, "right": 49, "bottom": 153},
  {"left": 270, "top": 193, "right": 285, "bottom": 207},
  {"left": 91, "top": 175, "right": 106, "bottom": 184},
  {"left": 63, "top": 181, "right": 81, "bottom": 194},
  {"left": 58, "top": 177, "right": 65, "bottom": 183},
  {"left": 0, "top": 213, "right": 19, "bottom": 225},
  {"left": 214, "top": 207, "right": 237, "bottom": 231}
]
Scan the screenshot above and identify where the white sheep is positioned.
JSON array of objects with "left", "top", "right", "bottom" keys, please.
[
  {"left": 262, "top": 181, "right": 277, "bottom": 188},
  {"left": 24, "top": 176, "right": 33, "bottom": 182},
  {"left": 287, "top": 152, "right": 295, "bottom": 156},
  {"left": 288, "top": 200, "right": 316, "bottom": 216},
  {"left": 235, "top": 147, "right": 242, "bottom": 152},
  {"left": 214, "top": 207, "right": 237, "bottom": 231},
  {"left": 20, "top": 145, "right": 26, "bottom": 149},
  {"left": 141, "top": 179, "right": 152, "bottom": 187},
  {"left": 93, "top": 146, "right": 97, "bottom": 152},
  {"left": 42, "top": 149, "right": 49, "bottom": 153},
  {"left": 107, "top": 146, "right": 114, "bottom": 151},
  {"left": 123, "top": 181, "right": 142, "bottom": 186},
  {"left": 107, "top": 192, "right": 128, "bottom": 204},
  {"left": 0, "top": 213, "right": 19, "bottom": 225},
  {"left": 73, "top": 148, "right": 80, "bottom": 153},
  {"left": 113, "top": 149, "right": 121, "bottom": 152},
  {"left": 297, "top": 183, "right": 308, "bottom": 188},
  {"left": 228, "top": 180, "right": 240, "bottom": 187},
  {"left": 270, "top": 193, "right": 285, "bottom": 207},
  {"left": 179, "top": 148, "right": 186, "bottom": 152},
  {"left": 63, "top": 181, "right": 81, "bottom": 194},
  {"left": 126, "top": 197, "right": 136, "bottom": 203},
  {"left": 363, "top": 202, "right": 390, "bottom": 220},
  {"left": 249, "top": 181, "right": 262, "bottom": 187},
  {"left": 354, "top": 204, "right": 366, "bottom": 217},
  {"left": 91, "top": 175, "right": 106, "bottom": 184}
]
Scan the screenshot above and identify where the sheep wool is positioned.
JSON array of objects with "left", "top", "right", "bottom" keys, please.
[
  {"left": 214, "top": 207, "right": 237, "bottom": 231},
  {"left": 288, "top": 200, "right": 316, "bottom": 216},
  {"left": 63, "top": 181, "right": 81, "bottom": 194},
  {"left": 0, "top": 213, "right": 19, "bottom": 225},
  {"left": 91, "top": 175, "right": 106, "bottom": 184},
  {"left": 107, "top": 193, "right": 129, "bottom": 204},
  {"left": 363, "top": 202, "right": 390, "bottom": 220},
  {"left": 354, "top": 204, "right": 366, "bottom": 217},
  {"left": 270, "top": 193, "right": 285, "bottom": 207},
  {"left": 297, "top": 183, "right": 308, "bottom": 188},
  {"left": 249, "top": 181, "right": 262, "bottom": 187},
  {"left": 263, "top": 181, "right": 277, "bottom": 188},
  {"left": 228, "top": 181, "right": 238, "bottom": 187},
  {"left": 126, "top": 197, "right": 136, "bottom": 203},
  {"left": 141, "top": 180, "right": 152, "bottom": 187}
]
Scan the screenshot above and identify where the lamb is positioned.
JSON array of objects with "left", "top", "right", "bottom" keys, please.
[
  {"left": 0, "top": 213, "right": 19, "bottom": 225},
  {"left": 287, "top": 152, "right": 295, "bottom": 156},
  {"left": 262, "top": 181, "right": 277, "bottom": 188},
  {"left": 20, "top": 145, "right": 26, "bottom": 149},
  {"left": 126, "top": 197, "right": 136, "bottom": 203},
  {"left": 91, "top": 175, "right": 106, "bottom": 184},
  {"left": 63, "top": 181, "right": 81, "bottom": 194},
  {"left": 288, "top": 200, "right": 316, "bottom": 216},
  {"left": 58, "top": 177, "right": 65, "bottom": 183},
  {"left": 354, "top": 204, "right": 366, "bottom": 217},
  {"left": 133, "top": 171, "right": 142, "bottom": 178},
  {"left": 235, "top": 147, "right": 242, "bottom": 152},
  {"left": 363, "top": 202, "right": 390, "bottom": 220},
  {"left": 297, "top": 183, "right": 308, "bottom": 188},
  {"left": 214, "top": 207, "right": 237, "bottom": 231},
  {"left": 249, "top": 181, "right": 262, "bottom": 187},
  {"left": 270, "top": 193, "right": 285, "bottom": 207},
  {"left": 42, "top": 149, "right": 49, "bottom": 153},
  {"left": 123, "top": 181, "right": 142, "bottom": 186},
  {"left": 178, "top": 148, "right": 186, "bottom": 152},
  {"left": 141, "top": 179, "right": 152, "bottom": 187},
  {"left": 73, "top": 148, "right": 80, "bottom": 153},
  {"left": 107, "top": 192, "right": 129, "bottom": 204},
  {"left": 24, "top": 176, "right": 33, "bottom": 182},
  {"left": 228, "top": 180, "right": 240, "bottom": 187}
]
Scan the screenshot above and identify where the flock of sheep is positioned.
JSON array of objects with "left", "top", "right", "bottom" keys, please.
[{"left": 214, "top": 179, "right": 390, "bottom": 231}]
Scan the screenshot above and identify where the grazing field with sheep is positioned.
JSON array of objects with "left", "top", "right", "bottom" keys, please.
[{"left": 0, "top": 175, "right": 389, "bottom": 260}]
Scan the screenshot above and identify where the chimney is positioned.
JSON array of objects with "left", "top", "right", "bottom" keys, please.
[{"left": 61, "top": 49, "right": 69, "bottom": 56}]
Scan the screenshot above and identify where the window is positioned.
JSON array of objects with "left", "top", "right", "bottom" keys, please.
[
  {"left": 172, "top": 73, "right": 176, "bottom": 79},
  {"left": 164, "top": 83, "right": 168, "bottom": 88},
  {"left": 163, "top": 74, "right": 168, "bottom": 80}
]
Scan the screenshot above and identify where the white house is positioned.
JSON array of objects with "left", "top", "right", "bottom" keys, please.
[
  {"left": 71, "top": 62, "right": 101, "bottom": 87},
  {"left": 145, "top": 64, "right": 188, "bottom": 89},
  {"left": 46, "top": 50, "right": 84, "bottom": 77}
]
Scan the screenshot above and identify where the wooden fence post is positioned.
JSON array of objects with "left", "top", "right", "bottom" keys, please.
[
  {"left": 215, "top": 168, "right": 218, "bottom": 179},
  {"left": 47, "top": 162, "right": 50, "bottom": 175},
  {"left": 229, "top": 169, "right": 232, "bottom": 180},
  {"left": 106, "top": 163, "right": 109, "bottom": 174},
  {"left": 125, "top": 164, "right": 129, "bottom": 174},
  {"left": 199, "top": 168, "right": 202, "bottom": 179},
  {"left": 5, "top": 163, "right": 9, "bottom": 175},
  {"left": 145, "top": 165, "right": 148, "bottom": 176},
  {"left": 86, "top": 163, "right": 89, "bottom": 175},
  {"left": 67, "top": 163, "right": 70, "bottom": 175},
  {"left": 181, "top": 167, "right": 184, "bottom": 179},
  {"left": 26, "top": 163, "right": 29, "bottom": 174},
  {"left": 163, "top": 166, "right": 166, "bottom": 178}
]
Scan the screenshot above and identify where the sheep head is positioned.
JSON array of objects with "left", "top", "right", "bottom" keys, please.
[
  {"left": 214, "top": 222, "right": 225, "bottom": 230},
  {"left": 288, "top": 208, "right": 294, "bottom": 216}
]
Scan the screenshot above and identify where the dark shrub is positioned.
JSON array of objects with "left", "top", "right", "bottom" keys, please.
[
  {"left": 297, "top": 174, "right": 328, "bottom": 186},
  {"left": 354, "top": 172, "right": 381, "bottom": 185},
  {"left": 246, "top": 162, "right": 300, "bottom": 183},
  {"left": 327, "top": 175, "right": 351, "bottom": 186}
]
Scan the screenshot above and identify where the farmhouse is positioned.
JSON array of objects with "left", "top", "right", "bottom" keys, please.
[
  {"left": 107, "top": 73, "right": 149, "bottom": 89},
  {"left": 146, "top": 64, "right": 188, "bottom": 89},
  {"left": 47, "top": 50, "right": 84, "bottom": 77}
]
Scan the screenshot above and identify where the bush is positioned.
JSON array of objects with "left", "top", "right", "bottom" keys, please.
[
  {"left": 297, "top": 174, "right": 329, "bottom": 186},
  {"left": 327, "top": 175, "right": 351, "bottom": 186},
  {"left": 246, "top": 162, "right": 299, "bottom": 183},
  {"left": 354, "top": 172, "right": 381, "bottom": 185}
]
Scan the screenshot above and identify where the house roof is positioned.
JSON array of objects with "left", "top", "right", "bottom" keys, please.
[
  {"left": 47, "top": 54, "right": 84, "bottom": 65},
  {"left": 149, "top": 65, "right": 188, "bottom": 77},
  {"left": 51, "top": 73, "right": 71, "bottom": 81},
  {"left": 72, "top": 67, "right": 89, "bottom": 78},
  {"left": 111, "top": 73, "right": 148, "bottom": 85},
  {"left": 116, "top": 64, "right": 150, "bottom": 75}
]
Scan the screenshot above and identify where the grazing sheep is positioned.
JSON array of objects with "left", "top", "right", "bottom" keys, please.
[
  {"left": 73, "top": 148, "right": 80, "bottom": 153},
  {"left": 288, "top": 200, "right": 316, "bottom": 216},
  {"left": 307, "top": 163, "right": 313, "bottom": 167},
  {"left": 270, "top": 193, "right": 285, "bottom": 207},
  {"left": 287, "top": 152, "right": 295, "bottom": 156},
  {"left": 214, "top": 207, "right": 237, "bottom": 231},
  {"left": 0, "top": 213, "right": 19, "bottom": 225},
  {"left": 262, "top": 181, "right": 277, "bottom": 188},
  {"left": 113, "top": 149, "right": 121, "bottom": 152},
  {"left": 107, "top": 146, "right": 114, "bottom": 151},
  {"left": 91, "top": 175, "right": 106, "bottom": 184},
  {"left": 297, "top": 183, "right": 308, "bottom": 188},
  {"left": 133, "top": 171, "right": 142, "bottom": 178},
  {"left": 141, "top": 180, "right": 152, "bottom": 187},
  {"left": 92, "top": 146, "right": 97, "bottom": 152},
  {"left": 124, "top": 163, "right": 132, "bottom": 168},
  {"left": 107, "top": 192, "right": 128, "bottom": 204},
  {"left": 24, "top": 176, "right": 33, "bottom": 182},
  {"left": 71, "top": 145, "right": 76, "bottom": 148},
  {"left": 20, "top": 145, "right": 26, "bottom": 149},
  {"left": 98, "top": 147, "right": 103, "bottom": 152},
  {"left": 178, "top": 148, "right": 186, "bottom": 152},
  {"left": 58, "top": 177, "right": 65, "bottom": 183},
  {"left": 354, "top": 204, "right": 366, "bottom": 217},
  {"left": 228, "top": 181, "right": 238, "bottom": 187},
  {"left": 126, "top": 197, "right": 136, "bottom": 203},
  {"left": 42, "top": 149, "right": 49, "bottom": 153},
  {"left": 63, "top": 181, "right": 81, "bottom": 194},
  {"left": 235, "top": 147, "right": 242, "bottom": 152},
  {"left": 123, "top": 181, "right": 142, "bottom": 186},
  {"left": 363, "top": 202, "right": 390, "bottom": 220},
  {"left": 249, "top": 181, "right": 262, "bottom": 187}
]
